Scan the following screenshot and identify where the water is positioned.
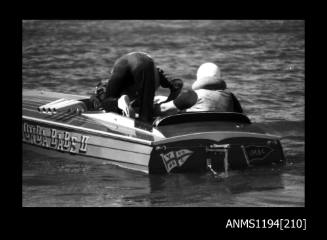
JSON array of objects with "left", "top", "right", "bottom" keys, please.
[{"left": 22, "top": 20, "right": 305, "bottom": 207}]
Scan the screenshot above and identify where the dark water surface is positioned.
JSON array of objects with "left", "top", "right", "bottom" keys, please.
[{"left": 22, "top": 20, "right": 304, "bottom": 207}]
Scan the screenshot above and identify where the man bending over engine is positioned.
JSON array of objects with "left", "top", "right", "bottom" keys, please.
[{"left": 89, "top": 52, "right": 183, "bottom": 123}]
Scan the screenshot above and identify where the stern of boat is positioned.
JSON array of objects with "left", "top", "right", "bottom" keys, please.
[{"left": 149, "top": 133, "right": 285, "bottom": 174}]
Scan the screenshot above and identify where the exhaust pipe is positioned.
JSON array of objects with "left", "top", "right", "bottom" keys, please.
[
  {"left": 49, "top": 99, "right": 77, "bottom": 113},
  {"left": 53, "top": 100, "right": 82, "bottom": 113},
  {"left": 37, "top": 98, "right": 67, "bottom": 113},
  {"left": 37, "top": 99, "right": 86, "bottom": 115}
]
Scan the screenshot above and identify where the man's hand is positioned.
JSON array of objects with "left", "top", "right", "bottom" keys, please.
[
  {"left": 154, "top": 95, "right": 168, "bottom": 104},
  {"left": 166, "top": 78, "right": 183, "bottom": 102},
  {"left": 118, "top": 95, "right": 135, "bottom": 118},
  {"left": 153, "top": 101, "right": 179, "bottom": 117},
  {"left": 89, "top": 95, "right": 102, "bottom": 110}
]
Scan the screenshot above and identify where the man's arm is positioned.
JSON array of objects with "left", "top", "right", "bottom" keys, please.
[{"left": 154, "top": 89, "right": 198, "bottom": 116}]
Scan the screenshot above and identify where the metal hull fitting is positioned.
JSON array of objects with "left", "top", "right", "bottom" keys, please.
[{"left": 22, "top": 90, "right": 286, "bottom": 174}]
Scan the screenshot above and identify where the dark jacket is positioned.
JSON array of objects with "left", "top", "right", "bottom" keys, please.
[{"left": 101, "top": 52, "right": 178, "bottom": 123}]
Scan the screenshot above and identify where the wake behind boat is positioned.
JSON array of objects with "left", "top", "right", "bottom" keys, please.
[{"left": 22, "top": 90, "right": 285, "bottom": 175}]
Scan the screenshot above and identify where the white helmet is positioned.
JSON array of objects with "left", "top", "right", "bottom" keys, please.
[
  {"left": 197, "top": 62, "right": 221, "bottom": 80},
  {"left": 192, "top": 62, "right": 226, "bottom": 90}
]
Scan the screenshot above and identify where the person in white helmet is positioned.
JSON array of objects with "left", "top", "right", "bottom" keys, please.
[{"left": 154, "top": 62, "right": 243, "bottom": 116}]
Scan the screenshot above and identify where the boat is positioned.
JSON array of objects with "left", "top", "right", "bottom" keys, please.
[{"left": 22, "top": 89, "right": 285, "bottom": 175}]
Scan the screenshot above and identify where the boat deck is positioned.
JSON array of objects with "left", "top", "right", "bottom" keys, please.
[{"left": 22, "top": 90, "right": 157, "bottom": 143}]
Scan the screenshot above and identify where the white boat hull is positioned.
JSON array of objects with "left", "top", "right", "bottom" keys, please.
[{"left": 22, "top": 90, "right": 286, "bottom": 174}]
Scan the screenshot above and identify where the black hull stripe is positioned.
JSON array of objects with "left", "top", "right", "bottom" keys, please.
[
  {"left": 23, "top": 116, "right": 153, "bottom": 145},
  {"left": 23, "top": 138, "right": 151, "bottom": 156}
]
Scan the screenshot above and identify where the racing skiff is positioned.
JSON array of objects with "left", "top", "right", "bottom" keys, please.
[{"left": 22, "top": 90, "right": 285, "bottom": 175}]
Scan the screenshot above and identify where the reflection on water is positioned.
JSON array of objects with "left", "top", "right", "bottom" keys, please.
[{"left": 22, "top": 146, "right": 303, "bottom": 207}]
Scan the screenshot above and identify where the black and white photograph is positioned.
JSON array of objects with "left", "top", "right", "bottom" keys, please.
[{"left": 22, "top": 20, "right": 305, "bottom": 209}]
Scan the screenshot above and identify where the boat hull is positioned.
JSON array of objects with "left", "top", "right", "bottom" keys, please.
[
  {"left": 22, "top": 90, "right": 285, "bottom": 174},
  {"left": 22, "top": 116, "right": 153, "bottom": 173}
]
